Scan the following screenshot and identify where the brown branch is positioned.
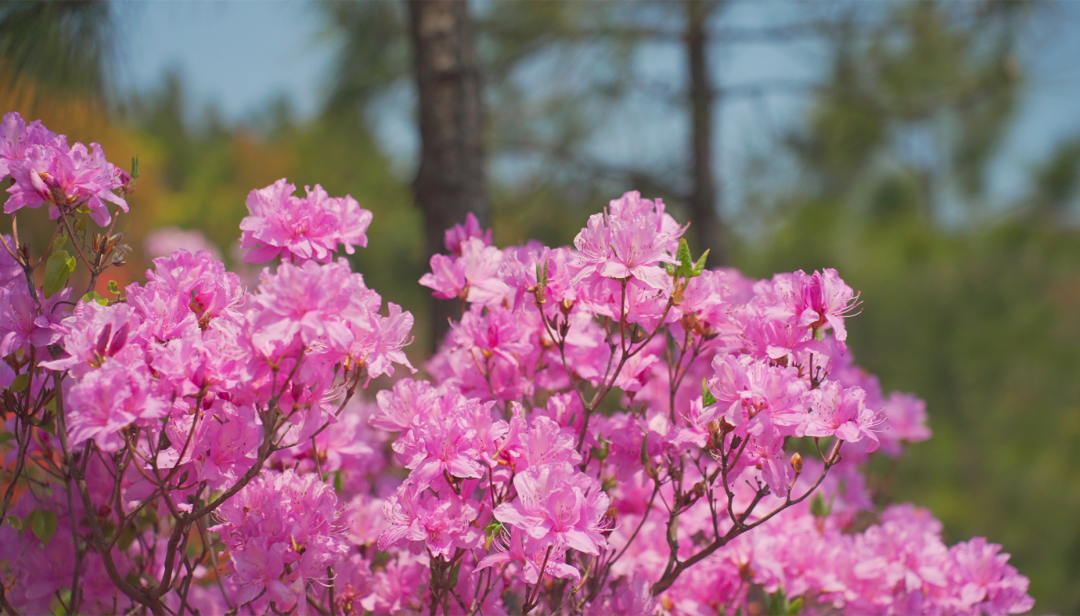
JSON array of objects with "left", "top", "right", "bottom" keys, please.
[
  {"left": 52, "top": 372, "right": 159, "bottom": 614},
  {"left": 0, "top": 580, "right": 21, "bottom": 616}
]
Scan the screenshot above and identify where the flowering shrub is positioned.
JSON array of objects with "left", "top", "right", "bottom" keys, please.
[{"left": 0, "top": 113, "right": 1034, "bottom": 615}]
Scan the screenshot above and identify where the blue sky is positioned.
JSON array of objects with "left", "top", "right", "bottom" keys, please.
[
  {"left": 118, "top": 0, "right": 1080, "bottom": 213},
  {"left": 119, "top": 1, "right": 333, "bottom": 121}
]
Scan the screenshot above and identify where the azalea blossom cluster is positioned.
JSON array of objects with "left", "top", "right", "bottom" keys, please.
[
  {"left": 0, "top": 113, "right": 1033, "bottom": 616},
  {"left": 1, "top": 111, "right": 129, "bottom": 226}
]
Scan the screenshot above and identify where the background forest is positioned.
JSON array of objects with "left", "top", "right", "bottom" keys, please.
[{"left": 2, "top": 1, "right": 1079, "bottom": 612}]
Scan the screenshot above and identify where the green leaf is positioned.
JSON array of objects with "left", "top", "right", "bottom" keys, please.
[
  {"left": 102, "top": 517, "right": 116, "bottom": 538},
  {"left": 702, "top": 378, "right": 717, "bottom": 407},
  {"left": 6, "top": 515, "right": 21, "bottom": 530},
  {"left": 38, "top": 414, "right": 55, "bottom": 435},
  {"left": 53, "top": 234, "right": 67, "bottom": 250},
  {"left": 131, "top": 155, "right": 140, "bottom": 180},
  {"left": 21, "top": 509, "right": 35, "bottom": 538},
  {"left": 691, "top": 250, "right": 710, "bottom": 277},
  {"left": 664, "top": 262, "right": 676, "bottom": 276},
  {"left": 81, "top": 291, "right": 107, "bottom": 306},
  {"left": 484, "top": 520, "right": 505, "bottom": 550},
  {"left": 590, "top": 439, "right": 610, "bottom": 463},
  {"left": 786, "top": 597, "right": 803, "bottom": 615},
  {"left": 448, "top": 559, "right": 462, "bottom": 587},
  {"left": 117, "top": 524, "right": 138, "bottom": 551},
  {"left": 333, "top": 470, "right": 344, "bottom": 492},
  {"left": 810, "top": 493, "right": 830, "bottom": 518},
  {"left": 108, "top": 280, "right": 119, "bottom": 295},
  {"left": 43, "top": 250, "right": 76, "bottom": 298},
  {"left": 75, "top": 215, "right": 89, "bottom": 231},
  {"left": 765, "top": 589, "right": 787, "bottom": 615},
  {"left": 54, "top": 588, "right": 72, "bottom": 616},
  {"left": 675, "top": 238, "right": 693, "bottom": 277},
  {"left": 31, "top": 509, "right": 58, "bottom": 545},
  {"left": 485, "top": 520, "right": 505, "bottom": 536},
  {"left": 9, "top": 373, "right": 29, "bottom": 392},
  {"left": 639, "top": 433, "right": 649, "bottom": 465}
]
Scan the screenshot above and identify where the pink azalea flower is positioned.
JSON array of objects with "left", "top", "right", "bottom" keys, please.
[
  {"left": 805, "top": 381, "right": 884, "bottom": 451},
  {"left": 748, "top": 432, "right": 794, "bottom": 497},
  {"left": 192, "top": 403, "right": 260, "bottom": 489},
  {"left": 401, "top": 408, "right": 486, "bottom": 483},
  {"left": 805, "top": 268, "right": 860, "bottom": 344},
  {"left": 601, "top": 215, "right": 678, "bottom": 289},
  {"left": 343, "top": 495, "right": 388, "bottom": 547},
  {"left": 0, "top": 111, "right": 62, "bottom": 177},
  {"left": 372, "top": 378, "right": 441, "bottom": 432},
  {"left": 146, "top": 249, "right": 246, "bottom": 326},
  {"left": 212, "top": 469, "right": 348, "bottom": 615},
  {"left": 65, "top": 357, "right": 169, "bottom": 453},
  {"left": 612, "top": 350, "right": 659, "bottom": 393},
  {"left": 607, "top": 190, "right": 684, "bottom": 253},
  {"left": 877, "top": 391, "right": 933, "bottom": 457},
  {"left": 6, "top": 141, "right": 128, "bottom": 226},
  {"left": 764, "top": 269, "right": 859, "bottom": 351},
  {"left": 444, "top": 211, "right": 492, "bottom": 255},
  {"left": 451, "top": 303, "right": 533, "bottom": 367},
  {"left": 0, "top": 283, "right": 68, "bottom": 355},
  {"left": 494, "top": 461, "right": 611, "bottom": 555},
  {"left": 347, "top": 302, "right": 416, "bottom": 382},
  {"left": 248, "top": 259, "right": 376, "bottom": 356},
  {"left": 516, "top": 415, "right": 582, "bottom": 470},
  {"left": 947, "top": 537, "right": 1034, "bottom": 615},
  {"left": 125, "top": 281, "right": 200, "bottom": 343},
  {"left": 591, "top": 576, "right": 657, "bottom": 616},
  {"left": 41, "top": 300, "right": 142, "bottom": 376},
  {"left": 476, "top": 526, "right": 581, "bottom": 584},
  {"left": 418, "top": 252, "right": 467, "bottom": 299},
  {"left": 379, "top": 478, "right": 480, "bottom": 558},
  {"left": 571, "top": 191, "right": 685, "bottom": 290},
  {"left": 420, "top": 237, "right": 510, "bottom": 305},
  {"left": 704, "top": 355, "right": 808, "bottom": 439},
  {"left": 240, "top": 179, "right": 372, "bottom": 264}
]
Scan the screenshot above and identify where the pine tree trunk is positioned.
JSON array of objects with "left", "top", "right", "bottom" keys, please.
[
  {"left": 686, "top": 0, "right": 725, "bottom": 265},
  {"left": 408, "top": 0, "right": 488, "bottom": 348}
]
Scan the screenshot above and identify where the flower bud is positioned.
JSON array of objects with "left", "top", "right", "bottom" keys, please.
[
  {"left": 790, "top": 452, "right": 803, "bottom": 475},
  {"left": 601, "top": 506, "right": 618, "bottom": 538},
  {"left": 691, "top": 481, "right": 705, "bottom": 500},
  {"left": 720, "top": 418, "right": 736, "bottom": 433},
  {"left": 680, "top": 312, "right": 699, "bottom": 333},
  {"left": 706, "top": 419, "right": 722, "bottom": 446}
]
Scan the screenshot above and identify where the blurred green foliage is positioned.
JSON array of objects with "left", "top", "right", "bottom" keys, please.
[
  {"left": 744, "top": 202, "right": 1080, "bottom": 614},
  {"left": 740, "top": 4, "right": 1080, "bottom": 611},
  {"left": 131, "top": 85, "right": 432, "bottom": 350},
  {"left": 0, "top": 1, "right": 115, "bottom": 99}
]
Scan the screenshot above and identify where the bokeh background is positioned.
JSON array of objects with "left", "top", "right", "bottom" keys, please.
[{"left": 3, "top": 1, "right": 1079, "bottom": 612}]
